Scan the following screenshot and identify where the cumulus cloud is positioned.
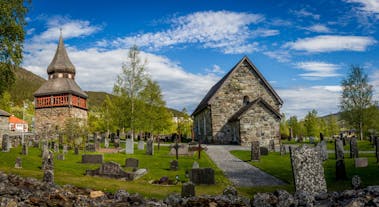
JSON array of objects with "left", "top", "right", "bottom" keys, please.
[
  {"left": 263, "top": 50, "right": 291, "bottom": 63},
  {"left": 294, "top": 61, "right": 341, "bottom": 79},
  {"left": 345, "top": 0, "right": 379, "bottom": 18},
  {"left": 369, "top": 70, "right": 379, "bottom": 101},
  {"left": 115, "top": 11, "right": 275, "bottom": 54},
  {"left": 285, "top": 35, "right": 376, "bottom": 53},
  {"left": 278, "top": 86, "right": 341, "bottom": 118},
  {"left": 304, "top": 24, "right": 332, "bottom": 33},
  {"left": 291, "top": 8, "right": 320, "bottom": 20}
]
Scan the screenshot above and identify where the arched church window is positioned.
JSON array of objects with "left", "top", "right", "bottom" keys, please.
[{"left": 243, "top": 95, "right": 250, "bottom": 106}]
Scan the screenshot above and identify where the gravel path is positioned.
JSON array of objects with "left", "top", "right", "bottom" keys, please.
[{"left": 205, "top": 145, "right": 286, "bottom": 187}]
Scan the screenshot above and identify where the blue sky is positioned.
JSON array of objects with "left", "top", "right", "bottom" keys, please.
[{"left": 23, "top": 0, "right": 379, "bottom": 118}]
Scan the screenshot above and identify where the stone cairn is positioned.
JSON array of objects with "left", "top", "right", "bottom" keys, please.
[
  {"left": 251, "top": 141, "right": 260, "bottom": 161},
  {"left": 335, "top": 139, "right": 347, "bottom": 180},
  {"left": 350, "top": 137, "right": 359, "bottom": 158},
  {"left": 289, "top": 145, "right": 327, "bottom": 196}
]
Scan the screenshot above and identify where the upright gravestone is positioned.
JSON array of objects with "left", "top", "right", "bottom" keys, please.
[
  {"left": 280, "top": 144, "right": 286, "bottom": 156},
  {"left": 125, "top": 158, "right": 139, "bottom": 169},
  {"left": 189, "top": 168, "right": 215, "bottom": 185},
  {"left": 53, "top": 142, "right": 59, "bottom": 152},
  {"left": 260, "top": 147, "right": 269, "bottom": 156},
  {"left": 126, "top": 138, "right": 134, "bottom": 154},
  {"left": 290, "top": 145, "right": 327, "bottom": 196},
  {"left": 57, "top": 154, "right": 65, "bottom": 161},
  {"left": 170, "top": 160, "right": 178, "bottom": 171},
  {"left": 181, "top": 182, "right": 195, "bottom": 198},
  {"left": 251, "top": 141, "right": 260, "bottom": 161},
  {"left": 320, "top": 133, "right": 324, "bottom": 141},
  {"left": 42, "top": 145, "right": 49, "bottom": 159},
  {"left": 269, "top": 139, "right": 275, "bottom": 152},
  {"left": 15, "top": 157, "right": 22, "bottom": 168},
  {"left": 22, "top": 143, "right": 28, "bottom": 155},
  {"left": 2, "top": 134, "right": 10, "bottom": 152},
  {"left": 74, "top": 146, "right": 79, "bottom": 155},
  {"left": 63, "top": 145, "right": 68, "bottom": 154},
  {"left": 350, "top": 137, "right": 359, "bottom": 158},
  {"left": 114, "top": 137, "right": 120, "bottom": 148},
  {"left": 316, "top": 140, "right": 328, "bottom": 161},
  {"left": 146, "top": 139, "right": 154, "bottom": 155},
  {"left": 104, "top": 138, "right": 109, "bottom": 148},
  {"left": 138, "top": 140, "right": 144, "bottom": 150},
  {"left": 192, "top": 161, "right": 199, "bottom": 169},
  {"left": 375, "top": 137, "right": 379, "bottom": 163},
  {"left": 309, "top": 137, "right": 315, "bottom": 144},
  {"left": 335, "top": 139, "right": 344, "bottom": 160}
]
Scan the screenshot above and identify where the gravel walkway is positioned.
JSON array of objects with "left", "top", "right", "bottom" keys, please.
[{"left": 205, "top": 145, "right": 286, "bottom": 187}]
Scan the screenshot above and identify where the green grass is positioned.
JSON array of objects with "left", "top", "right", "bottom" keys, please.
[
  {"left": 231, "top": 149, "right": 379, "bottom": 193},
  {"left": 0, "top": 144, "right": 230, "bottom": 199},
  {"left": 282, "top": 139, "right": 375, "bottom": 151}
]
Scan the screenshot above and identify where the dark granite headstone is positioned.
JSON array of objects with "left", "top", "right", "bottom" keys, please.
[
  {"left": 170, "top": 160, "right": 178, "bottom": 171},
  {"left": 251, "top": 141, "right": 260, "bottom": 161},
  {"left": 22, "top": 143, "right": 28, "bottom": 155},
  {"left": 181, "top": 182, "right": 195, "bottom": 198},
  {"left": 85, "top": 143, "right": 96, "bottom": 152},
  {"left": 146, "top": 139, "right": 154, "bottom": 155},
  {"left": 125, "top": 158, "right": 139, "bottom": 168},
  {"left": 320, "top": 133, "right": 324, "bottom": 141},
  {"left": 336, "top": 159, "right": 347, "bottom": 180},
  {"left": 260, "top": 147, "right": 269, "bottom": 156},
  {"left": 189, "top": 168, "right": 215, "bottom": 185},
  {"left": 335, "top": 139, "right": 344, "bottom": 160},
  {"left": 74, "top": 146, "right": 79, "bottom": 155},
  {"left": 43, "top": 170, "right": 54, "bottom": 184},
  {"left": 290, "top": 145, "right": 327, "bottom": 195},
  {"left": 82, "top": 154, "right": 103, "bottom": 164},
  {"left": 350, "top": 137, "right": 358, "bottom": 158},
  {"left": 86, "top": 161, "right": 147, "bottom": 180},
  {"left": 2, "top": 134, "right": 10, "bottom": 152}
]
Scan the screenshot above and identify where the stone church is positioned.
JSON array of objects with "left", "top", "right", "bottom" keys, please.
[
  {"left": 34, "top": 34, "right": 88, "bottom": 134},
  {"left": 192, "top": 56, "right": 283, "bottom": 146}
]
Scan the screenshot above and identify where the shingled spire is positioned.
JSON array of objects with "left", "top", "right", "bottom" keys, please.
[{"left": 47, "top": 31, "right": 76, "bottom": 78}]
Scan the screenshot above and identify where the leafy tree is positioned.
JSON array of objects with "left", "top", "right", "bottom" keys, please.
[
  {"left": 0, "top": 0, "right": 30, "bottom": 95},
  {"left": 280, "top": 114, "right": 289, "bottom": 139},
  {"left": 303, "top": 109, "right": 319, "bottom": 137},
  {"left": 340, "top": 66, "right": 373, "bottom": 140},
  {"left": 287, "top": 116, "right": 300, "bottom": 138},
  {"left": 0, "top": 91, "right": 12, "bottom": 112},
  {"left": 113, "top": 45, "right": 148, "bottom": 138},
  {"left": 325, "top": 115, "right": 340, "bottom": 137}
]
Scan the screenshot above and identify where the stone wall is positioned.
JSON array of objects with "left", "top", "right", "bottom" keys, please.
[
  {"left": 193, "top": 108, "right": 213, "bottom": 143},
  {"left": 239, "top": 103, "right": 280, "bottom": 147},
  {"left": 34, "top": 107, "right": 87, "bottom": 135}
]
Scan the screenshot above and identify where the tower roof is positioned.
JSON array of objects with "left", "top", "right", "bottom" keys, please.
[{"left": 47, "top": 33, "right": 76, "bottom": 75}]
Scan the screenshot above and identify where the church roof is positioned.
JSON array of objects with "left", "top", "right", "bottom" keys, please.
[
  {"left": 47, "top": 33, "right": 76, "bottom": 75},
  {"left": 191, "top": 56, "right": 283, "bottom": 116},
  {"left": 0, "top": 109, "right": 11, "bottom": 117},
  {"left": 34, "top": 78, "right": 88, "bottom": 98},
  {"left": 228, "top": 98, "right": 282, "bottom": 122}
]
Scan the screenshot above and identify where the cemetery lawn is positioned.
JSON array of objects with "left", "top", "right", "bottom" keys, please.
[
  {"left": 0, "top": 145, "right": 230, "bottom": 199},
  {"left": 230, "top": 150, "right": 379, "bottom": 194}
]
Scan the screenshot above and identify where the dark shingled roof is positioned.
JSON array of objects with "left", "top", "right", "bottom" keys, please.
[
  {"left": 0, "top": 109, "right": 11, "bottom": 117},
  {"left": 228, "top": 98, "right": 282, "bottom": 122},
  {"left": 47, "top": 34, "right": 76, "bottom": 75},
  {"left": 191, "top": 56, "right": 283, "bottom": 116},
  {"left": 34, "top": 78, "right": 88, "bottom": 98}
]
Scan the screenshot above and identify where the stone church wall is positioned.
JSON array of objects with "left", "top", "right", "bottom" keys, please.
[
  {"left": 194, "top": 108, "right": 212, "bottom": 143},
  {"left": 34, "top": 107, "right": 87, "bottom": 135},
  {"left": 239, "top": 103, "right": 280, "bottom": 147}
]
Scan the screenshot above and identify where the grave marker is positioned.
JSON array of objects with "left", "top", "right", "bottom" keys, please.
[
  {"left": 336, "top": 159, "right": 347, "bottom": 180},
  {"left": 57, "top": 154, "right": 65, "bottom": 160},
  {"left": 354, "top": 158, "right": 368, "bottom": 168},
  {"left": 22, "top": 143, "right": 28, "bottom": 155},
  {"left": 43, "top": 170, "right": 54, "bottom": 184},
  {"left": 86, "top": 161, "right": 147, "bottom": 180},
  {"left": 260, "top": 147, "right": 269, "bottom": 156},
  {"left": 138, "top": 140, "right": 144, "bottom": 150},
  {"left": 290, "top": 145, "right": 327, "bottom": 195},
  {"left": 82, "top": 154, "right": 103, "bottom": 164},
  {"left": 316, "top": 140, "right": 328, "bottom": 161},
  {"left": 170, "top": 160, "right": 178, "bottom": 171},
  {"left": 280, "top": 144, "right": 286, "bottom": 156},
  {"left": 2, "top": 134, "right": 10, "bottom": 152},
  {"left": 376, "top": 137, "right": 379, "bottom": 163},
  {"left": 125, "top": 158, "right": 139, "bottom": 169},
  {"left": 350, "top": 137, "right": 359, "bottom": 158},
  {"left": 104, "top": 138, "right": 109, "bottom": 148},
  {"left": 125, "top": 138, "right": 134, "bottom": 154},
  {"left": 269, "top": 139, "right": 275, "bottom": 152},
  {"left": 146, "top": 139, "right": 154, "bottom": 155},
  {"left": 189, "top": 140, "right": 207, "bottom": 159},
  {"left": 251, "top": 141, "right": 260, "bottom": 161},
  {"left": 189, "top": 168, "right": 215, "bottom": 185},
  {"left": 181, "top": 182, "right": 195, "bottom": 197},
  {"left": 335, "top": 139, "right": 344, "bottom": 160}
]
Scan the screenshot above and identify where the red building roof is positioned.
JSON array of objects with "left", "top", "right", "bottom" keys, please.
[{"left": 9, "top": 115, "right": 27, "bottom": 124}]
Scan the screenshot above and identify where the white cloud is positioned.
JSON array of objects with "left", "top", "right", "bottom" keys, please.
[
  {"left": 369, "top": 70, "right": 379, "bottom": 101},
  {"left": 346, "top": 0, "right": 379, "bottom": 18},
  {"left": 285, "top": 35, "right": 376, "bottom": 53},
  {"left": 294, "top": 61, "right": 341, "bottom": 79},
  {"left": 305, "top": 24, "right": 332, "bottom": 33},
  {"left": 263, "top": 50, "right": 291, "bottom": 63},
  {"left": 278, "top": 86, "right": 341, "bottom": 118},
  {"left": 115, "top": 11, "right": 272, "bottom": 54},
  {"left": 291, "top": 8, "right": 320, "bottom": 20}
]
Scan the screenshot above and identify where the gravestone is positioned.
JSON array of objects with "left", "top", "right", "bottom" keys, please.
[
  {"left": 309, "top": 137, "right": 315, "bottom": 144},
  {"left": 181, "top": 182, "right": 195, "bottom": 198},
  {"left": 316, "top": 140, "right": 328, "bottom": 161},
  {"left": 15, "top": 157, "right": 22, "bottom": 168},
  {"left": 354, "top": 158, "right": 368, "bottom": 168},
  {"left": 352, "top": 175, "right": 361, "bottom": 189},
  {"left": 146, "top": 139, "right": 154, "bottom": 155},
  {"left": 188, "top": 141, "right": 208, "bottom": 159},
  {"left": 104, "top": 138, "right": 109, "bottom": 148},
  {"left": 86, "top": 161, "right": 147, "bottom": 180},
  {"left": 125, "top": 158, "right": 139, "bottom": 169},
  {"left": 376, "top": 137, "right": 379, "bottom": 163},
  {"left": 320, "top": 133, "right": 324, "bottom": 141},
  {"left": 42, "top": 144, "right": 49, "bottom": 158},
  {"left": 53, "top": 143, "right": 59, "bottom": 152},
  {"left": 82, "top": 154, "right": 103, "bottom": 164},
  {"left": 170, "top": 160, "right": 178, "bottom": 171},
  {"left": 290, "top": 145, "right": 327, "bottom": 195},
  {"left": 251, "top": 141, "right": 260, "bottom": 161},
  {"left": 57, "top": 154, "right": 65, "bottom": 160},
  {"left": 43, "top": 170, "right": 54, "bottom": 184},
  {"left": 42, "top": 151, "right": 54, "bottom": 170},
  {"left": 2, "top": 134, "right": 10, "bottom": 152},
  {"left": 114, "top": 137, "right": 120, "bottom": 148},
  {"left": 85, "top": 143, "right": 95, "bottom": 152},
  {"left": 280, "top": 144, "right": 286, "bottom": 156},
  {"left": 269, "top": 139, "right": 275, "bottom": 152},
  {"left": 260, "top": 147, "right": 269, "bottom": 156},
  {"left": 22, "top": 143, "right": 28, "bottom": 155},
  {"left": 189, "top": 168, "right": 215, "bottom": 185},
  {"left": 138, "top": 140, "right": 144, "bottom": 150},
  {"left": 335, "top": 139, "right": 344, "bottom": 160},
  {"left": 192, "top": 161, "right": 199, "bottom": 169},
  {"left": 63, "top": 145, "right": 68, "bottom": 154},
  {"left": 125, "top": 139, "right": 134, "bottom": 154},
  {"left": 336, "top": 159, "right": 347, "bottom": 180},
  {"left": 74, "top": 146, "right": 79, "bottom": 155},
  {"left": 350, "top": 137, "right": 359, "bottom": 158}
]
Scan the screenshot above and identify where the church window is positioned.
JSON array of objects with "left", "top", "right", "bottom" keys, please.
[{"left": 243, "top": 96, "right": 250, "bottom": 106}]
